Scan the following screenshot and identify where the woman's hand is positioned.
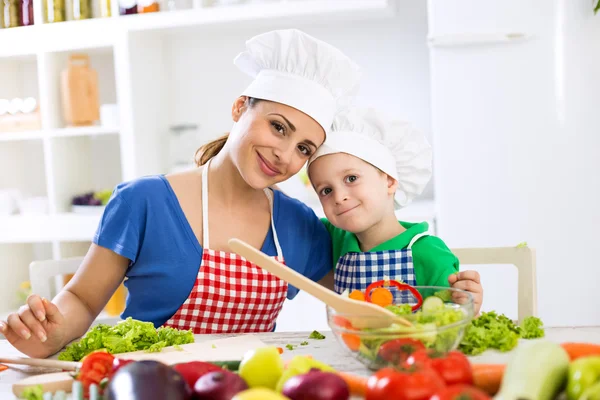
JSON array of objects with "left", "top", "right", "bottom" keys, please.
[{"left": 0, "top": 295, "right": 67, "bottom": 359}]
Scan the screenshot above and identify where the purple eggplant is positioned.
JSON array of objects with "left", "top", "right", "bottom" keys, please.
[{"left": 105, "top": 360, "right": 192, "bottom": 400}]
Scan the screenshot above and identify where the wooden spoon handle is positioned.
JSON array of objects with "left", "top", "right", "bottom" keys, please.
[
  {"left": 228, "top": 238, "right": 341, "bottom": 307},
  {"left": 0, "top": 356, "right": 81, "bottom": 371}
]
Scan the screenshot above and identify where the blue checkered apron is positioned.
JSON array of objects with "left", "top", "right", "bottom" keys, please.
[{"left": 333, "top": 233, "right": 429, "bottom": 304}]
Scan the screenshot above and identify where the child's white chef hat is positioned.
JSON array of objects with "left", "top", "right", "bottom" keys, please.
[
  {"left": 308, "top": 108, "right": 432, "bottom": 208},
  {"left": 234, "top": 29, "right": 361, "bottom": 133}
]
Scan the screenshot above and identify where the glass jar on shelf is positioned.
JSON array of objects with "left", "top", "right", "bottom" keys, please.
[
  {"left": 100, "top": 0, "right": 110, "bottom": 17},
  {"left": 72, "top": 0, "right": 91, "bottom": 19},
  {"left": 44, "top": 0, "right": 66, "bottom": 22},
  {"left": 137, "top": 0, "right": 158, "bottom": 13},
  {"left": 2, "top": 0, "right": 22, "bottom": 28},
  {"left": 21, "top": 0, "right": 33, "bottom": 25}
]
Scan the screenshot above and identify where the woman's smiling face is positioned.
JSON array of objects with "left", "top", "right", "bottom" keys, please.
[{"left": 229, "top": 97, "right": 326, "bottom": 189}]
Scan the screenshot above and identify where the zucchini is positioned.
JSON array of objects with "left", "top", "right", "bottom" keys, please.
[{"left": 496, "top": 340, "right": 569, "bottom": 400}]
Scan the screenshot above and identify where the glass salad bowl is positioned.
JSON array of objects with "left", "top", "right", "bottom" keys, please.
[{"left": 327, "top": 285, "right": 474, "bottom": 371}]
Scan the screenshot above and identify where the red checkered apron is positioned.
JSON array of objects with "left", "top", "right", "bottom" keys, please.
[{"left": 163, "top": 160, "right": 288, "bottom": 334}]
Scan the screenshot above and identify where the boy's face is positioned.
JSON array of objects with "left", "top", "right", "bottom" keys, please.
[{"left": 308, "top": 153, "right": 397, "bottom": 234}]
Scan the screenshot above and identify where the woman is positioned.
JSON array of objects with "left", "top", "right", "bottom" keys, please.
[{"left": 0, "top": 29, "right": 361, "bottom": 358}]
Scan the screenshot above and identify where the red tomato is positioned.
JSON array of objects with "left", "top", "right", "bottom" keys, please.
[
  {"left": 378, "top": 338, "right": 426, "bottom": 366},
  {"left": 366, "top": 366, "right": 446, "bottom": 400},
  {"left": 172, "top": 361, "right": 224, "bottom": 389},
  {"left": 430, "top": 351, "right": 473, "bottom": 386},
  {"left": 406, "top": 350, "right": 473, "bottom": 386},
  {"left": 78, "top": 351, "right": 116, "bottom": 396},
  {"left": 430, "top": 384, "right": 491, "bottom": 400},
  {"left": 405, "top": 349, "right": 434, "bottom": 368}
]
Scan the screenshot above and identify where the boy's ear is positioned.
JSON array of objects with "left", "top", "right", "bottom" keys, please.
[{"left": 387, "top": 175, "right": 398, "bottom": 195}]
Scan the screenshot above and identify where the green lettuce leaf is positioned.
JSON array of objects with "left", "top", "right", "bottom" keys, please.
[
  {"left": 520, "top": 316, "right": 545, "bottom": 339},
  {"left": 58, "top": 317, "right": 194, "bottom": 361}
]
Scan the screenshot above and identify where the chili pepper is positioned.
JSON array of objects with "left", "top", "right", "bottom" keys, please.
[{"left": 365, "top": 279, "right": 423, "bottom": 311}]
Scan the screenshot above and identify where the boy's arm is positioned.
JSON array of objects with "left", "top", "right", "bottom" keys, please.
[
  {"left": 411, "top": 236, "right": 459, "bottom": 287},
  {"left": 412, "top": 236, "right": 483, "bottom": 315}
]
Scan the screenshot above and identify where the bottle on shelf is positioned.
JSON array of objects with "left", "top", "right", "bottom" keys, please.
[
  {"left": 100, "top": 0, "right": 110, "bottom": 17},
  {"left": 137, "top": 0, "right": 159, "bottom": 13},
  {"left": 20, "top": 0, "right": 33, "bottom": 25},
  {"left": 2, "top": 0, "right": 22, "bottom": 28},
  {"left": 72, "top": 0, "right": 91, "bottom": 19},
  {"left": 60, "top": 54, "right": 100, "bottom": 127},
  {"left": 43, "top": 0, "right": 66, "bottom": 23}
]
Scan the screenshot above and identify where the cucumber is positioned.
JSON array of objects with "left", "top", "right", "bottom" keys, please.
[
  {"left": 496, "top": 340, "right": 569, "bottom": 400},
  {"left": 422, "top": 295, "right": 444, "bottom": 313},
  {"left": 210, "top": 360, "right": 241, "bottom": 371}
]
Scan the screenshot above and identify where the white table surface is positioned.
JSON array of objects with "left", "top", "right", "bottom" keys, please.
[{"left": 2, "top": 327, "right": 600, "bottom": 399}]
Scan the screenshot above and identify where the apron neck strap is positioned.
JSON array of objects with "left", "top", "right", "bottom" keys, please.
[
  {"left": 263, "top": 188, "right": 283, "bottom": 258},
  {"left": 201, "top": 158, "right": 283, "bottom": 258},
  {"left": 202, "top": 159, "right": 211, "bottom": 249}
]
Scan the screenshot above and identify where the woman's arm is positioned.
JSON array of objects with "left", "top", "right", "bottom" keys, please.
[
  {"left": 58, "top": 244, "right": 129, "bottom": 341},
  {"left": 0, "top": 244, "right": 129, "bottom": 358}
]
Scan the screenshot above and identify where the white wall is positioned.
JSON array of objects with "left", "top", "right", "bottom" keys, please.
[
  {"left": 428, "top": 0, "right": 600, "bottom": 326},
  {"left": 162, "top": 0, "right": 433, "bottom": 331}
]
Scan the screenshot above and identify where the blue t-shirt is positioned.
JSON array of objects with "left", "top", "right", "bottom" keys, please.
[{"left": 93, "top": 175, "right": 332, "bottom": 327}]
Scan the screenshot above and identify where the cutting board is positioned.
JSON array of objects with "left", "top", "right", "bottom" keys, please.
[
  {"left": 12, "top": 334, "right": 268, "bottom": 397},
  {"left": 111, "top": 334, "right": 268, "bottom": 365}
]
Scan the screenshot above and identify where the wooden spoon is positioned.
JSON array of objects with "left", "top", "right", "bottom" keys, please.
[
  {"left": 228, "top": 238, "right": 412, "bottom": 329},
  {"left": 0, "top": 356, "right": 80, "bottom": 371}
]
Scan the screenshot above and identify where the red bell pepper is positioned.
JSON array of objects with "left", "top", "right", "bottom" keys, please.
[{"left": 365, "top": 279, "right": 423, "bottom": 311}]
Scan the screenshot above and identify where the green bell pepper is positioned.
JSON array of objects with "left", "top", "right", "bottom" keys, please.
[
  {"left": 581, "top": 381, "right": 600, "bottom": 400},
  {"left": 567, "top": 356, "right": 600, "bottom": 400}
]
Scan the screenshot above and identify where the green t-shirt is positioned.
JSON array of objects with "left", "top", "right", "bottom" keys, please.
[{"left": 321, "top": 219, "right": 459, "bottom": 288}]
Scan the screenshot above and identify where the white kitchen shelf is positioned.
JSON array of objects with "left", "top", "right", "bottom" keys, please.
[
  {"left": 0, "top": 214, "right": 100, "bottom": 243},
  {"left": 0, "top": 0, "right": 394, "bottom": 57},
  {"left": 0, "top": 127, "right": 119, "bottom": 142}
]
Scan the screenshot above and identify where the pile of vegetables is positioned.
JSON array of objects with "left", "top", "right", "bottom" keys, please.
[
  {"left": 18, "top": 332, "right": 600, "bottom": 400},
  {"left": 58, "top": 318, "right": 195, "bottom": 361}
]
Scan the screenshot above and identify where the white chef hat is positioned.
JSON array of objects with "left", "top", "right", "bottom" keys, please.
[
  {"left": 308, "top": 108, "right": 433, "bottom": 208},
  {"left": 234, "top": 29, "right": 361, "bottom": 133}
]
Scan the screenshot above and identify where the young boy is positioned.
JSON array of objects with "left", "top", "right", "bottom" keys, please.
[{"left": 308, "top": 108, "right": 483, "bottom": 314}]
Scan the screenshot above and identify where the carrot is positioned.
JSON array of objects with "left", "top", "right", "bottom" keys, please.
[
  {"left": 337, "top": 371, "right": 368, "bottom": 397},
  {"left": 0, "top": 364, "right": 7, "bottom": 373},
  {"left": 349, "top": 290, "right": 365, "bottom": 301},
  {"left": 370, "top": 287, "right": 393, "bottom": 307},
  {"left": 471, "top": 363, "right": 505, "bottom": 395},
  {"left": 561, "top": 342, "right": 600, "bottom": 361},
  {"left": 341, "top": 333, "right": 361, "bottom": 351},
  {"left": 276, "top": 347, "right": 284, "bottom": 354}
]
